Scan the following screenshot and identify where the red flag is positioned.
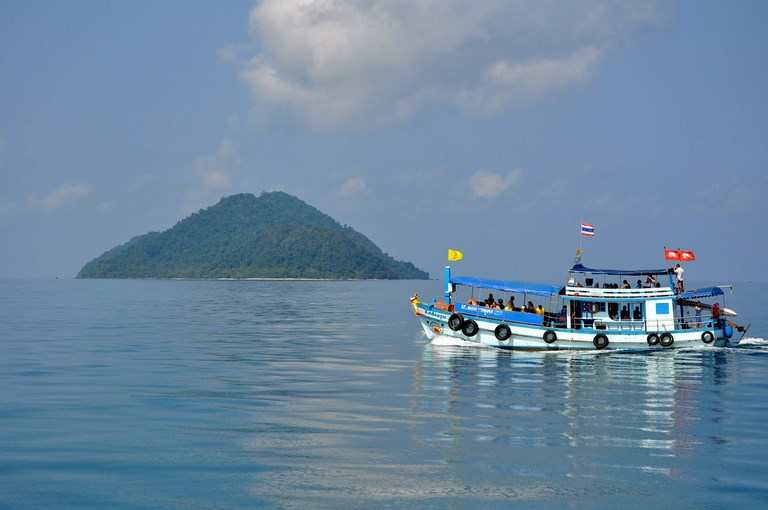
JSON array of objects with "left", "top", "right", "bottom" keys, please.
[{"left": 664, "top": 248, "right": 696, "bottom": 262}]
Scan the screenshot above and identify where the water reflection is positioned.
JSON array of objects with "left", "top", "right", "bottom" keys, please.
[
  {"left": 414, "top": 345, "right": 734, "bottom": 484},
  {"left": 241, "top": 340, "right": 752, "bottom": 508}
]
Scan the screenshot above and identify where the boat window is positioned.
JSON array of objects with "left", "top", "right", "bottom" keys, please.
[{"left": 656, "top": 302, "right": 670, "bottom": 315}]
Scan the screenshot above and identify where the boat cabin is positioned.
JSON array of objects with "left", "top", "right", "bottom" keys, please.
[{"left": 565, "top": 265, "right": 676, "bottom": 332}]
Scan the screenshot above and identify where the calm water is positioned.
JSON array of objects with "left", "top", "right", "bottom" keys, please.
[{"left": 1, "top": 278, "right": 768, "bottom": 509}]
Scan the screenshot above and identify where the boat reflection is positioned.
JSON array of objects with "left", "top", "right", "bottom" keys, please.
[{"left": 413, "top": 344, "right": 733, "bottom": 481}]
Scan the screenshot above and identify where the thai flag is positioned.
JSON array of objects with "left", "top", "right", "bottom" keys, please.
[{"left": 580, "top": 223, "right": 595, "bottom": 237}]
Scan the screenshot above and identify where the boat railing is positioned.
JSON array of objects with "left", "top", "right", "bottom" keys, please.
[
  {"left": 674, "top": 314, "right": 718, "bottom": 330},
  {"left": 571, "top": 318, "right": 647, "bottom": 331},
  {"left": 570, "top": 314, "right": 718, "bottom": 332},
  {"left": 565, "top": 286, "right": 674, "bottom": 299}
]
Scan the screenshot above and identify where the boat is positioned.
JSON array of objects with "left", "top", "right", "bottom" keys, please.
[{"left": 410, "top": 263, "right": 746, "bottom": 350}]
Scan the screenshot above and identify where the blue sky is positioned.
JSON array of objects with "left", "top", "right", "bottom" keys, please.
[{"left": 1, "top": 1, "right": 766, "bottom": 282}]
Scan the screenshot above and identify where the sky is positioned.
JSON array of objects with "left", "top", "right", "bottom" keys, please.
[{"left": 1, "top": 0, "right": 767, "bottom": 282}]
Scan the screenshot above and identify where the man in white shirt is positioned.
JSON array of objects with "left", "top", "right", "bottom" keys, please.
[{"left": 673, "top": 264, "right": 685, "bottom": 293}]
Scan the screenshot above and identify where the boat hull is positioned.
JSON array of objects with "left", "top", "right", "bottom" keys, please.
[{"left": 417, "top": 306, "right": 729, "bottom": 351}]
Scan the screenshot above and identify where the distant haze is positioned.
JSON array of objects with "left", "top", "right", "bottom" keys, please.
[{"left": 0, "top": 1, "right": 766, "bottom": 282}]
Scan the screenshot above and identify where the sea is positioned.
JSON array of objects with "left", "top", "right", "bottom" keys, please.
[{"left": 1, "top": 278, "right": 767, "bottom": 509}]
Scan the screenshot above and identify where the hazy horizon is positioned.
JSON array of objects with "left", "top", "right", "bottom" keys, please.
[{"left": 1, "top": 1, "right": 766, "bottom": 283}]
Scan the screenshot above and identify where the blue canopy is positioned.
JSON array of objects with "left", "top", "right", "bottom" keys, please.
[
  {"left": 451, "top": 276, "right": 560, "bottom": 297},
  {"left": 677, "top": 287, "right": 724, "bottom": 300},
  {"left": 570, "top": 264, "right": 669, "bottom": 276}
]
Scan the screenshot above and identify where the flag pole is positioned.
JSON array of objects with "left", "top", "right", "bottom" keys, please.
[{"left": 576, "top": 220, "right": 583, "bottom": 264}]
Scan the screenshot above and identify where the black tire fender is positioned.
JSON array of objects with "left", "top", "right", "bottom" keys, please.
[
  {"left": 462, "top": 319, "right": 479, "bottom": 337},
  {"left": 494, "top": 324, "right": 511, "bottom": 341},
  {"left": 701, "top": 331, "right": 715, "bottom": 344},
  {"left": 660, "top": 333, "right": 674, "bottom": 347},
  {"left": 647, "top": 333, "right": 660, "bottom": 346},
  {"left": 448, "top": 313, "right": 464, "bottom": 331},
  {"left": 593, "top": 334, "right": 609, "bottom": 350},
  {"left": 543, "top": 330, "right": 557, "bottom": 344}
]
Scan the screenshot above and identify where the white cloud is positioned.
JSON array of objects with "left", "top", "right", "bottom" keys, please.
[
  {"left": 237, "top": 0, "right": 658, "bottom": 129},
  {"left": 459, "top": 46, "right": 603, "bottom": 113},
  {"left": 202, "top": 170, "right": 232, "bottom": 191},
  {"left": 339, "top": 176, "right": 368, "bottom": 196},
  {"left": 470, "top": 169, "right": 522, "bottom": 198},
  {"left": 26, "top": 184, "right": 92, "bottom": 210},
  {"left": 194, "top": 138, "right": 239, "bottom": 194},
  {"left": 185, "top": 138, "right": 241, "bottom": 213}
]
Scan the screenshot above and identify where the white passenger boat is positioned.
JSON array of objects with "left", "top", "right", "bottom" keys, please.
[{"left": 411, "top": 264, "right": 746, "bottom": 350}]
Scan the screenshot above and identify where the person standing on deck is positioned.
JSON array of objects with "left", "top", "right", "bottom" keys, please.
[{"left": 673, "top": 264, "right": 685, "bottom": 293}]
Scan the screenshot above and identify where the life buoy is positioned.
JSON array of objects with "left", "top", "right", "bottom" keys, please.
[
  {"left": 593, "top": 334, "right": 609, "bottom": 350},
  {"left": 660, "top": 333, "right": 674, "bottom": 347},
  {"left": 701, "top": 331, "right": 715, "bottom": 344},
  {"left": 462, "top": 319, "right": 479, "bottom": 337},
  {"left": 448, "top": 313, "right": 464, "bottom": 331},
  {"left": 646, "top": 333, "right": 659, "bottom": 346},
  {"left": 543, "top": 330, "right": 557, "bottom": 344},
  {"left": 494, "top": 324, "right": 511, "bottom": 341}
]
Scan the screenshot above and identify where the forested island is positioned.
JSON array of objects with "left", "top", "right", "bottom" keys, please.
[{"left": 77, "top": 192, "right": 428, "bottom": 280}]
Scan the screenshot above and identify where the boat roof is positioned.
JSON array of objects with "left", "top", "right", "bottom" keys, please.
[
  {"left": 570, "top": 263, "right": 669, "bottom": 276},
  {"left": 677, "top": 287, "right": 724, "bottom": 300},
  {"left": 451, "top": 276, "right": 560, "bottom": 297}
]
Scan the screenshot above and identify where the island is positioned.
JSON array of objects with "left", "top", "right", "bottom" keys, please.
[{"left": 77, "top": 192, "right": 429, "bottom": 280}]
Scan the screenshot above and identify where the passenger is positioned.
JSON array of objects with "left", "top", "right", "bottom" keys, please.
[
  {"left": 673, "top": 264, "right": 685, "bottom": 293},
  {"left": 636, "top": 279, "right": 642, "bottom": 288},
  {"left": 622, "top": 280, "right": 630, "bottom": 289},
  {"left": 694, "top": 304, "right": 702, "bottom": 328},
  {"left": 633, "top": 306, "right": 642, "bottom": 320},
  {"left": 620, "top": 305, "right": 630, "bottom": 320},
  {"left": 505, "top": 296, "right": 515, "bottom": 311},
  {"left": 485, "top": 293, "right": 495, "bottom": 307},
  {"left": 497, "top": 298, "right": 505, "bottom": 309},
  {"left": 535, "top": 305, "right": 545, "bottom": 316},
  {"left": 645, "top": 274, "right": 657, "bottom": 287},
  {"left": 526, "top": 301, "right": 535, "bottom": 313},
  {"left": 467, "top": 297, "right": 478, "bottom": 306}
]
